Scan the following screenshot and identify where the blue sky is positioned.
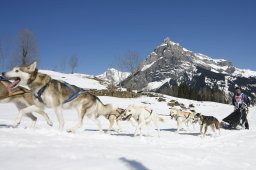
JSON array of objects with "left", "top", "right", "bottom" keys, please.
[{"left": 0, "top": 0, "right": 255, "bottom": 75}]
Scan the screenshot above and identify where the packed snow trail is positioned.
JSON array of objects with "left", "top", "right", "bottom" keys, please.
[{"left": 1, "top": 96, "right": 256, "bottom": 170}]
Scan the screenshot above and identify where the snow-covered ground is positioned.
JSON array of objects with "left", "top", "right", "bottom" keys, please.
[
  {"left": 40, "top": 70, "right": 107, "bottom": 90},
  {"left": 1, "top": 95, "right": 256, "bottom": 170}
]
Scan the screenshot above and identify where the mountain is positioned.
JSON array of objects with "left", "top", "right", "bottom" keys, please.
[
  {"left": 97, "top": 68, "right": 130, "bottom": 85},
  {"left": 121, "top": 37, "right": 256, "bottom": 103}
]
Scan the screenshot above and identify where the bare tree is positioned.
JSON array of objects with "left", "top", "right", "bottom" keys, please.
[
  {"left": 118, "top": 50, "right": 141, "bottom": 73},
  {"left": 15, "top": 28, "right": 39, "bottom": 66},
  {"left": 69, "top": 54, "right": 78, "bottom": 74},
  {"left": 107, "top": 77, "right": 117, "bottom": 96},
  {"left": 113, "top": 50, "right": 142, "bottom": 91}
]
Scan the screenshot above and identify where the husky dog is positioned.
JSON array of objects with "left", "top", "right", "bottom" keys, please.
[
  {"left": 2, "top": 62, "right": 113, "bottom": 132},
  {"left": 122, "top": 105, "right": 164, "bottom": 137},
  {"left": 170, "top": 107, "right": 195, "bottom": 133},
  {"left": 0, "top": 78, "right": 53, "bottom": 127},
  {"left": 193, "top": 113, "right": 220, "bottom": 138},
  {"left": 104, "top": 108, "right": 126, "bottom": 133}
]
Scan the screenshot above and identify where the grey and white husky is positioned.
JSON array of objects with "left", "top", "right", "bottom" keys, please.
[
  {"left": 2, "top": 62, "right": 113, "bottom": 132},
  {"left": 0, "top": 78, "right": 53, "bottom": 127},
  {"left": 193, "top": 113, "right": 220, "bottom": 137}
]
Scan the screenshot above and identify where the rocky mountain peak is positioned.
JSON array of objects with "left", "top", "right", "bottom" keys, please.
[{"left": 121, "top": 38, "right": 256, "bottom": 103}]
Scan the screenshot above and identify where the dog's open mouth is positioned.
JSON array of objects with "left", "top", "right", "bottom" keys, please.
[
  {"left": 122, "top": 114, "right": 132, "bottom": 121},
  {"left": 7, "top": 77, "right": 21, "bottom": 89}
]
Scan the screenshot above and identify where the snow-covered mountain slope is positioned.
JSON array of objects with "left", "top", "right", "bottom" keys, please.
[
  {"left": 39, "top": 70, "right": 107, "bottom": 90},
  {"left": 1, "top": 94, "right": 256, "bottom": 170},
  {"left": 121, "top": 37, "right": 256, "bottom": 102},
  {"left": 38, "top": 68, "right": 130, "bottom": 90},
  {"left": 97, "top": 68, "right": 130, "bottom": 85}
]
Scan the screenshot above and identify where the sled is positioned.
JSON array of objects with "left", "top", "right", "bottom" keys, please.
[{"left": 222, "top": 106, "right": 248, "bottom": 129}]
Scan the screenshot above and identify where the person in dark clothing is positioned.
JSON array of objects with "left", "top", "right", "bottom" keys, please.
[
  {"left": 232, "top": 86, "right": 250, "bottom": 110},
  {"left": 222, "top": 86, "right": 250, "bottom": 129}
]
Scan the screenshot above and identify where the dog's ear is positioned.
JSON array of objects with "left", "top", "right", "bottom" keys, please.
[{"left": 27, "top": 61, "right": 37, "bottom": 72}]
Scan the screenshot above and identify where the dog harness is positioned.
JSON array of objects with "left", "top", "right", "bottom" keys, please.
[
  {"left": 62, "top": 82, "right": 84, "bottom": 104},
  {"left": 171, "top": 112, "right": 191, "bottom": 121},
  {"left": 35, "top": 81, "right": 84, "bottom": 104},
  {"left": 36, "top": 84, "right": 48, "bottom": 103},
  {"left": 106, "top": 110, "right": 124, "bottom": 120},
  {"left": 135, "top": 109, "right": 153, "bottom": 121}
]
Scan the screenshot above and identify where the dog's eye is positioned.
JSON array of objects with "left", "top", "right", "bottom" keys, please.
[{"left": 15, "top": 70, "right": 19, "bottom": 72}]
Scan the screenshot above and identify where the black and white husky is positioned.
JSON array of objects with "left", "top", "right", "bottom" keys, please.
[{"left": 193, "top": 113, "right": 220, "bottom": 138}]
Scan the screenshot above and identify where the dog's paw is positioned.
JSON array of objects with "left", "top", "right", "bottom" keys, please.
[
  {"left": 115, "top": 129, "right": 122, "bottom": 133},
  {"left": 105, "top": 130, "right": 112, "bottom": 135},
  {"left": 13, "top": 122, "right": 20, "bottom": 128},
  {"left": 200, "top": 134, "right": 206, "bottom": 139},
  {"left": 30, "top": 121, "right": 37, "bottom": 128},
  {"left": 47, "top": 121, "right": 53, "bottom": 127}
]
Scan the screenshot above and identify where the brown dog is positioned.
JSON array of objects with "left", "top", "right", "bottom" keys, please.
[
  {"left": 104, "top": 108, "right": 126, "bottom": 133},
  {"left": 170, "top": 107, "right": 195, "bottom": 133}
]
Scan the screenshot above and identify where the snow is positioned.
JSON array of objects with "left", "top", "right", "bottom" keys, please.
[
  {"left": 233, "top": 68, "right": 256, "bottom": 78},
  {"left": 193, "top": 52, "right": 256, "bottom": 78},
  {"left": 194, "top": 53, "right": 226, "bottom": 63},
  {"left": 40, "top": 70, "right": 107, "bottom": 90},
  {"left": 193, "top": 54, "right": 230, "bottom": 73},
  {"left": 160, "top": 40, "right": 177, "bottom": 47},
  {"left": 1, "top": 93, "right": 256, "bottom": 170},
  {"left": 150, "top": 52, "right": 157, "bottom": 56},
  {"left": 195, "top": 53, "right": 212, "bottom": 60},
  {"left": 160, "top": 43, "right": 167, "bottom": 47},
  {"left": 142, "top": 78, "right": 171, "bottom": 91},
  {"left": 183, "top": 47, "right": 191, "bottom": 52},
  {"left": 1, "top": 67, "right": 256, "bottom": 170},
  {"left": 97, "top": 68, "right": 130, "bottom": 84},
  {"left": 141, "top": 61, "right": 156, "bottom": 72}
]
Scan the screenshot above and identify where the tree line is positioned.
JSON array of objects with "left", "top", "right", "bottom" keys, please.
[{"left": 158, "top": 83, "right": 228, "bottom": 103}]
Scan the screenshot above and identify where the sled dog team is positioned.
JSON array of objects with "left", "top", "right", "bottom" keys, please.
[{"left": 1, "top": 62, "right": 221, "bottom": 138}]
